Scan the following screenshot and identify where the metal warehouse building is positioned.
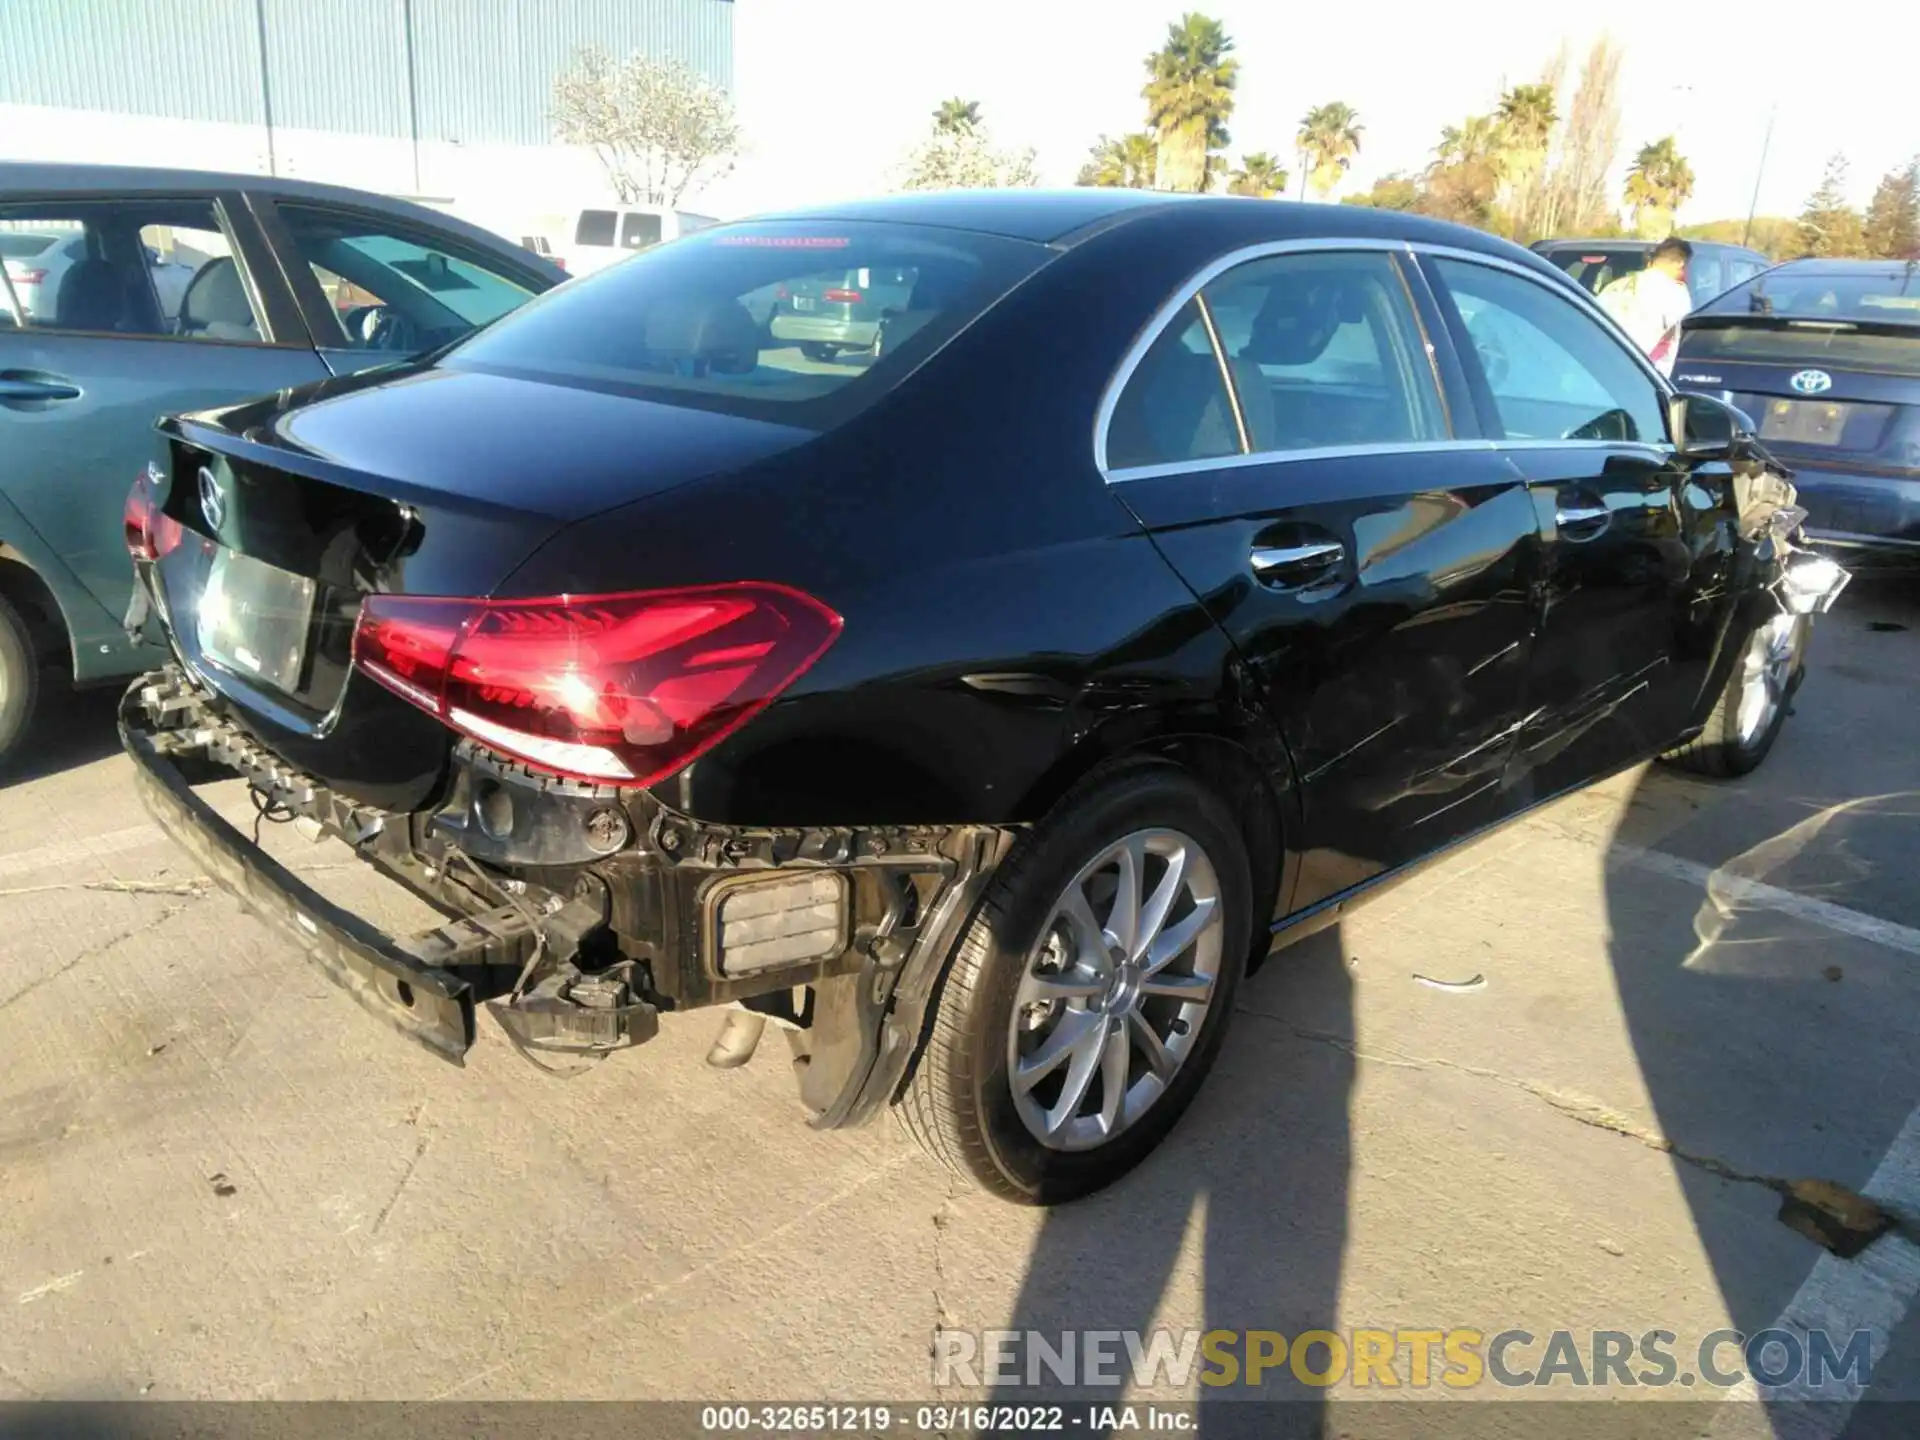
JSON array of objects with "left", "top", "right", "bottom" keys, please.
[{"left": 0, "top": 0, "right": 735, "bottom": 217}]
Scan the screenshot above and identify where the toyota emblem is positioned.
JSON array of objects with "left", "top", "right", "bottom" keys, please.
[
  {"left": 198, "top": 465, "right": 225, "bottom": 529},
  {"left": 1789, "top": 369, "right": 1834, "bottom": 396}
]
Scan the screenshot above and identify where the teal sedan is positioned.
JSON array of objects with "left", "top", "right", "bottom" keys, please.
[{"left": 0, "top": 162, "right": 562, "bottom": 768}]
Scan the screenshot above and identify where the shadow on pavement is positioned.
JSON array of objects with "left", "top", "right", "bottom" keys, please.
[
  {"left": 3, "top": 682, "right": 124, "bottom": 787},
  {"left": 993, "top": 925, "right": 1352, "bottom": 1439},
  {"left": 1603, "top": 577, "right": 1920, "bottom": 1427}
]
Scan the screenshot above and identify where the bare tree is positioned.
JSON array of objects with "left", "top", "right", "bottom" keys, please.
[
  {"left": 1538, "top": 38, "right": 1622, "bottom": 236},
  {"left": 552, "top": 47, "right": 740, "bottom": 206}
]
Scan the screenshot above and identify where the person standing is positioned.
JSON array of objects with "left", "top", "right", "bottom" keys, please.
[{"left": 1597, "top": 237, "right": 1694, "bottom": 372}]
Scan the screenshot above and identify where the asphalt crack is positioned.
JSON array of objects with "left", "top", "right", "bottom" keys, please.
[
  {"left": 929, "top": 1181, "right": 961, "bottom": 1361},
  {"left": 370, "top": 1102, "right": 432, "bottom": 1237},
  {"left": 0, "top": 901, "right": 195, "bottom": 1014},
  {"left": 1241, "top": 1005, "right": 1920, "bottom": 1254}
]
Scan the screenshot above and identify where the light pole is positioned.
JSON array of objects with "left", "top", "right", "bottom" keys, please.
[
  {"left": 252, "top": 0, "right": 277, "bottom": 176},
  {"left": 1742, "top": 105, "right": 1778, "bottom": 249}
]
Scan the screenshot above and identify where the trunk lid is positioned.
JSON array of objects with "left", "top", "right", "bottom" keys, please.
[
  {"left": 1673, "top": 318, "right": 1920, "bottom": 472},
  {"left": 150, "top": 365, "right": 816, "bottom": 810}
]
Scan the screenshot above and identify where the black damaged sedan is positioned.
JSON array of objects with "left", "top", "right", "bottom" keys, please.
[{"left": 120, "top": 191, "right": 1841, "bottom": 1203}]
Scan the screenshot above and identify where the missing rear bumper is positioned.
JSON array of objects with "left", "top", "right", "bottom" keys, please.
[
  {"left": 119, "top": 683, "right": 479, "bottom": 1063},
  {"left": 118, "top": 665, "right": 1020, "bottom": 1113},
  {"left": 118, "top": 671, "right": 659, "bottom": 1066}
]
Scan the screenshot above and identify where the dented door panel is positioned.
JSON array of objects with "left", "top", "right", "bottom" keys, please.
[{"left": 1117, "top": 446, "right": 1545, "bottom": 907}]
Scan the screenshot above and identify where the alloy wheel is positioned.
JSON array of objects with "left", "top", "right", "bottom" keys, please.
[
  {"left": 1007, "top": 828, "right": 1224, "bottom": 1152},
  {"left": 1735, "top": 614, "right": 1800, "bottom": 745}
]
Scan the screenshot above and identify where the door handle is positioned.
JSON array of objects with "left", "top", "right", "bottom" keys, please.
[
  {"left": 0, "top": 374, "right": 81, "bottom": 403},
  {"left": 1555, "top": 494, "right": 1610, "bottom": 541},
  {"left": 1250, "top": 539, "right": 1346, "bottom": 586}
]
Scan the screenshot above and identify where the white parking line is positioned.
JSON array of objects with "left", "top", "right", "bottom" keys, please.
[
  {"left": 1610, "top": 840, "right": 1920, "bottom": 1437},
  {"left": 1614, "top": 844, "right": 1920, "bottom": 959},
  {"left": 1710, "top": 1105, "right": 1920, "bottom": 1438},
  {"left": 0, "top": 824, "right": 163, "bottom": 880}
]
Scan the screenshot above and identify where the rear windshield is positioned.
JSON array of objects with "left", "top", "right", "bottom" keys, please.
[
  {"left": 620, "top": 212, "right": 662, "bottom": 249},
  {"left": 1543, "top": 247, "right": 1648, "bottom": 295},
  {"left": 1682, "top": 323, "right": 1920, "bottom": 376},
  {"left": 0, "top": 232, "right": 59, "bottom": 259},
  {"left": 442, "top": 220, "right": 1047, "bottom": 425},
  {"left": 1687, "top": 266, "right": 1920, "bottom": 375},
  {"left": 1700, "top": 266, "right": 1920, "bottom": 324}
]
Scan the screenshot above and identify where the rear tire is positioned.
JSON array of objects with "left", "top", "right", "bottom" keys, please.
[
  {"left": 899, "top": 762, "right": 1250, "bottom": 1204},
  {"left": 1661, "top": 612, "right": 1808, "bottom": 778},
  {"left": 800, "top": 342, "right": 838, "bottom": 362},
  {"left": 0, "top": 592, "right": 41, "bottom": 772}
]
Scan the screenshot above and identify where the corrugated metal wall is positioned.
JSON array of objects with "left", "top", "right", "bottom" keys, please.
[
  {"left": 412, "top": 0, "right": 732, "bottom": 146},
  {"left": 0, "top": 0, "right": 732, "bottom": 145},
  {"left": 0, "top": 0, "right": 264, "bottom": 127},
  {"left": 260, "top": 0, "right": 413, "bottom": 138}
]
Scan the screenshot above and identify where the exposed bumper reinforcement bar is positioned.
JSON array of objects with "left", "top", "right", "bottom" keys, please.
[{"left": 119, "top": 683, "right": 477, "bottom": 1064}]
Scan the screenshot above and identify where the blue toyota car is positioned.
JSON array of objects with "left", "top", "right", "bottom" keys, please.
[{"left": 1672, "top": 258, "right": 1920, "bottom": 566}]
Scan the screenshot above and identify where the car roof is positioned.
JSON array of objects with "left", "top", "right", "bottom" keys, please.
[
  {"left": 0, "top": 161, "right": 563, "bottom": 278},
  {"left": 1539, "top": 238, "right": 1657, "bottom": 251},
  {"left": 1538, "top": 236, "right": 1764, "bottom": 258},
  {"left": 1764, "top": 257, "right": 1920, "bottom": 277},
  {"left": 750, "top": 189, "right": 1186, "bottom": 243},
  {"left": 742, "top": 189, "right": 1550, "bottom": 262}
]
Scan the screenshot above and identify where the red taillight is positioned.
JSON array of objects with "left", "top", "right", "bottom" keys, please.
[
  {"left": 352, "top": 584, "right": 842, "bottom": 787},
  {"left": 554, "top": 256, "right": 568, "bottom": 271},
  {"left": 124, "top": 467, "right": 184, "bottom": 562},
  {"left": 822, "top": 288, "right": 862, "bottom": 303},
  {"left": 7, "top": 266, "right": 46, "bottom": 286}
]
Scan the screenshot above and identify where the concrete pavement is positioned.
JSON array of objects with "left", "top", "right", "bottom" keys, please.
[{"left": 1, "top": 577, "right": 1916, "bottom": 1428}]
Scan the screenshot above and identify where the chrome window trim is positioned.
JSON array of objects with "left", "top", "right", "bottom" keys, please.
[
  {"left": 1107, "top": 438, "right": 1498, "bottom": 484},
  {"left": 1192, "top": 290, "right": 1250, "bottom": 453},
  {"left": 1094, "top": 236, "right": 1678, "bottom": 483}
]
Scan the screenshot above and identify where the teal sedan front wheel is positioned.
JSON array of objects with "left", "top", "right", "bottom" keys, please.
[{"left": 0, "top": 592, "right": 40, "bottom": 770}]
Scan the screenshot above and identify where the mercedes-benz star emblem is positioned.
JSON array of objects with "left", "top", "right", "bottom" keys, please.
[
  {"left": 198, "top": 465, "right": 225, "bottom": 529},
  {"left": 1789, "top": 369, "right": 1834, "bottom": 396}
]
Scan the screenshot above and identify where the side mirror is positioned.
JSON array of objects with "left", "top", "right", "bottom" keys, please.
[{"left": 1670, "top": 393, "right": 1755, "bottom": 460}]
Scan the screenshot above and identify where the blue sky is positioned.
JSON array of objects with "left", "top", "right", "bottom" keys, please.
[{"left": 711, "top": 0, "right": 1917, "bottom": 224}]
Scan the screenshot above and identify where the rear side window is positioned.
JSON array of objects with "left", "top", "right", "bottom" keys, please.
[
  {"left": 1104, "top": 301, "right": 1239, "bottom": 470},
  {"left": 274, "top": 203, "right": 540, "bottom": 352},
  {"left": 1545, "top": 247, "right": 1649, "bottom": 295},
  {"left": 1105, "top": 249, "right": 1446, "bottom": 471},
  {"left": 621, "top": 212, "right": 663, "bottom": 249},
  {"left": 0, "top": 199, "right": 261, "bottom": 343},
  {"left": 444, "top": 221, "right": 1046, "bottom": 425},
  {"left": 1687, "top": 251, "right": 1725, "bottom": 303},
  {"left": 1202, "top": 251, "right": 1446, "bottom": 452},
  {"left": 575, "top": 210, "right": 616, "bottom": 246}
]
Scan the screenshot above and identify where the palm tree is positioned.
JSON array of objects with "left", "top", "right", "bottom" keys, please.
[
  {"left": 1077, "top": 132, "right": 1158, "bottom": 189},
  {"left": 1142, "top": 13, "right": 1238, "bottom": 194},
  {"left": 1624, "top": 135, "right": 1696, "bottom": 234},
  {"left": 1295, "top": 101, "right": 1363, "bottom": 200},
  {"left": 1433, "top": 113, "right": 1508, "bottom": 171},
  {"left": 1496, "top": 83, "right": 1558, "bottom": 150},
  {"left": 1227, "top": 151, "right": 1288, "bottom": 198},
  {"left": 933, "top": 98, "right": 982, "bottom": 135},
  {"left": 1495, "top": 81, "right": 1558, "bottom": 238}
]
